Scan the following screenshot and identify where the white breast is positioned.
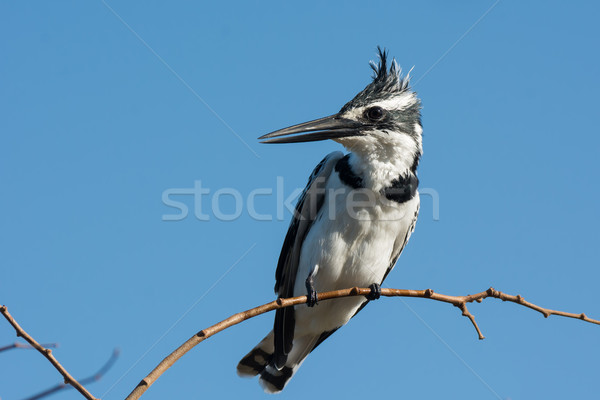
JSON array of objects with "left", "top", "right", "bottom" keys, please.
[{"left": 293, "top": 172, "right": 420, "bottom": 334}]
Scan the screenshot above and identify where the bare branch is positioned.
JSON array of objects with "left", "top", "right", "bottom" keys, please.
[
  {"left": 22, "top": 348, "right": 120, "bottom": 400},
  {"left": 0, "top": 342, "right": 59, "bottom": 354},
  {"left": 3, "top": 288, "right": 597, "bottom": 400},
  {"left": 0, "top": 305, "right": 99, "bottom": 400},
  {"left": 124, "top": 286, "right": 600, "bottom": 400}
]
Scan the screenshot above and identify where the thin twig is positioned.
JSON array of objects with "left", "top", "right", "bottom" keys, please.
[
  {"left": 0, "top": 342, "right": 59, "bottom": 354},
  {"left": 22, "top": 348, "right": 120, "bottom": 400},
  {"left": 0, "top": 305, "right": 99, "bottom": 400},
  {"left": 124, "top": 286, "right": 600, "bottom": 400}
]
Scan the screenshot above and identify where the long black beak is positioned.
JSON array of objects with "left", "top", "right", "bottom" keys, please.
[{"left": 258, "top": 114, "right": 363, "bottom": 144}]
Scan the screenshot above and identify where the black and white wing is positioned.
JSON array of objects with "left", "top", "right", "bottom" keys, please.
[{"left": 272, "top": 151, "right": 344, "bottom": 368}]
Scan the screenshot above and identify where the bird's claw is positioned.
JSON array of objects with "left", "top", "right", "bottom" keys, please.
[
  {"left": 305, "top": 270, "right": 319, "bottom": 307},
  {"left": 366, "top": 283, "right": 381, "bottom": 300},
  {"left": 306, "top": 289, "right": 318, "bottom": 307}
]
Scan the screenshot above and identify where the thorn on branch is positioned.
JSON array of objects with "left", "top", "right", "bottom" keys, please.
[{"left": 516, "top": 295, "right": 523, "bottom": 303}]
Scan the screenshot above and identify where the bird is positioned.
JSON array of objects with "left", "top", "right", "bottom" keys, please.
[{"left": 237, "top": 47, "right": 423, "bottom": 393}]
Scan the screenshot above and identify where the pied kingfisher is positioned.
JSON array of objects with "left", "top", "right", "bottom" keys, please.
[{"left": 237, "top": 48, "right": 423, "bottom": 392}]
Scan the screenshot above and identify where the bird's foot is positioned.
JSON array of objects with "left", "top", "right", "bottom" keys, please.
[
  {"left": 306, "top": 289, "right": 319, "bottom": 307},
  {"left": 305, "top": 273, "right": 318, "bottom": 307},
  {"left": 366, "top": 283, "right": 381, "bottom": 300}
]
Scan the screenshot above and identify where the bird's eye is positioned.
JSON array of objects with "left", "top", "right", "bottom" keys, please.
[{"left": 365, "top": 106, "right": 384, "bottom": 121}]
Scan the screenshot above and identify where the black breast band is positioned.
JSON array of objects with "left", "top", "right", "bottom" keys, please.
[
  {"left": 381, "top": 174, "right": 419, "bottom": 203},
  {"left": 335, "top": 154, "right": 419, "bottom": 204},
  {"left": 334, "top": 154, "right": 364, "bottom": 189}
]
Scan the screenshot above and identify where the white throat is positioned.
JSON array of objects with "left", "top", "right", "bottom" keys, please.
[{"left": 336, "top": 127, "right": 421, "bottom": 191}]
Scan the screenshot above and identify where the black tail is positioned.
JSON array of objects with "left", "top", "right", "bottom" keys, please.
[
  {"left": 237, "top": 332, "right": 273, "bottom": 377},
  {"left": 237, "top": 331, "right": 320, "bottom": 393}
]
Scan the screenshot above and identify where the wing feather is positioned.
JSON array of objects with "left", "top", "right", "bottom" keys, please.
[{"left": 272, "top": 151, "right": 344, "bottom": 369}]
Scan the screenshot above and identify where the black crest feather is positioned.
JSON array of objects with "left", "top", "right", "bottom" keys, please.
[
  {"left": 339, "top": 46, "right": 412, "bottom": 113},
  {"left": 368, "top": 46, "right": 410, "bottom": 93},
  {"left": 370, "top": 46, "right": 391, "bottom": 80}
]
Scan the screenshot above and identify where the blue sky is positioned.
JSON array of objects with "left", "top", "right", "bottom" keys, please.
[{"left": 1, "top": 1, "right": 599, "bottom": 399}]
